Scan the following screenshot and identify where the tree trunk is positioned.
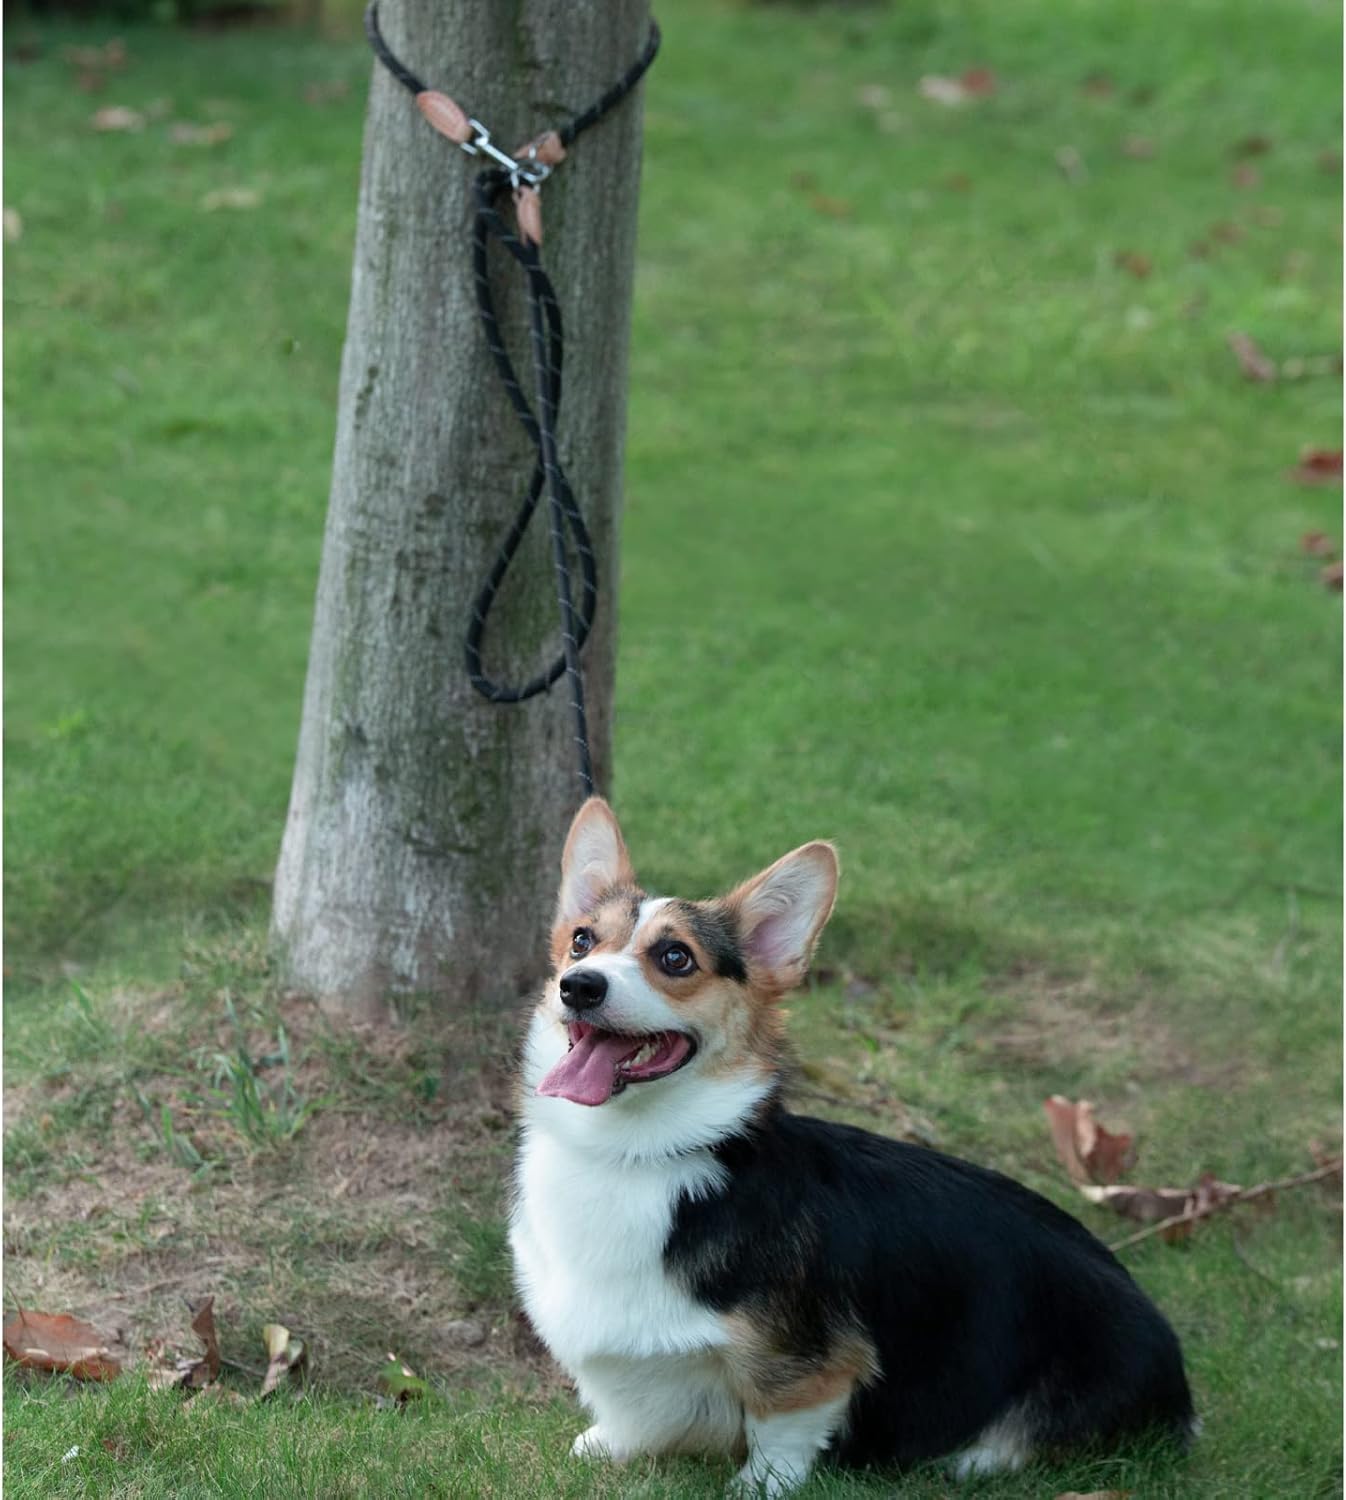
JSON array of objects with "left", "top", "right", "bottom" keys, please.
[{"left": 272, "top": 0, "right": 649, "bottom": 1019}]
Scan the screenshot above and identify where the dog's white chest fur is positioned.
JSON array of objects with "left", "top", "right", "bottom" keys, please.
[{"left": 511, "top": 1124, "right": 729, "bottom": 1365}]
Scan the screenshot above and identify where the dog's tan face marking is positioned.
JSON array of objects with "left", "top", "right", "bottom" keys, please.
[
  {"left": 542, "top": 797, "right": 837, "bottom": 1104},
  {"left": 548, "top": 885, "right": 643, "bottom": 975}
]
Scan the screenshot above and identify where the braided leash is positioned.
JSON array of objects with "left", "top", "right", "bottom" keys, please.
[{"left": 365, "top": 3, "right": 660, "bottom": 799}]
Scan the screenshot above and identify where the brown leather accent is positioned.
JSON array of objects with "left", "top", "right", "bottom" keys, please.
[
  {"left": 515, "top": 130, "right": 567, "bottom": 167},
  {"left": 514, "top": 185, "right": 543, "bottom": 246},
  {"left": 415, "top": 90, "right": 472, "bottom": 144}
]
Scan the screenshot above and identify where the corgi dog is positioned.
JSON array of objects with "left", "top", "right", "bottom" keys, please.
[{"left": 510, "top": 799, "right": 1196, "bottom": 1495}]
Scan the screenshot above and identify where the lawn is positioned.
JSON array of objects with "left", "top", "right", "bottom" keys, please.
[{"left": 3, "top": 0, "right": 1342, "bottom": 1495}]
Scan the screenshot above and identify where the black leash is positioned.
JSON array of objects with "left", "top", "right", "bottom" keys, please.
[{"left": 364, "top": 3, "right": 660, "bottom": 799}]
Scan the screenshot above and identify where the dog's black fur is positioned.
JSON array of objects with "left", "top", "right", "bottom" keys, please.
[{"left": 666, "top": 1096, "right": 1195, "bottom": 1469}]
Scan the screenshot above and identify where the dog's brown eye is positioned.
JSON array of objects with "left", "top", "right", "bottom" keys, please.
[
  {"left": 658, "top": 944, "right": 695, "bottom": 977},
  {"left": 570, "top": 927, "right": 594, "bottom": 958}
]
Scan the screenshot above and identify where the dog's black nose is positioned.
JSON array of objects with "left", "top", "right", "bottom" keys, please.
[{"left": 559, "top": 968, "right": 607, "bottom": 1011}]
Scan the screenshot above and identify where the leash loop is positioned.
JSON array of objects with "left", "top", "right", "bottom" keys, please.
[{"left": 365, "top": 2, "right": 660, "bottom": 799}]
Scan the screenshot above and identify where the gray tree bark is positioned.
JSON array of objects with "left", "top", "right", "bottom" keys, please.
[{"left": 272, "top": 0, "right": 650, "bottom": 1019}]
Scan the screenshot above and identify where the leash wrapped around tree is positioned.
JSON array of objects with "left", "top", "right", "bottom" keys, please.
[{"left": 364, "top": 3, "right": 661, "bottom": 800}]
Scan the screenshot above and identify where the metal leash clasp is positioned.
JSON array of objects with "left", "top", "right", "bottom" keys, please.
[
  {"left": 464, "top": 119, "right": 552, "bottom": 188},
  {"left": 415, "top": 91, "right": 566, "bottom": 245}
]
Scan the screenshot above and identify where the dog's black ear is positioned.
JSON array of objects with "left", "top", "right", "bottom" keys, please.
[
  {"left": 556, "top": 798, "right": 636, "bottom": 923},
  {"left": 723, "top": 842, "right": 838, "bottom": 993}
]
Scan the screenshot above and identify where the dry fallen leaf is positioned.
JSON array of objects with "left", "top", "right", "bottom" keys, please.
[
  {"left": 1232, "top": 134, "right": 1273, "bottom": 158},
  {"left": 3, "top": 1310, "right": 121, "bottom": 1380},
  {"left": 260, "top": 1323, "right": 307, "bottom": 1398},
  {"left": 959, "top": 67, "right": 996, "bottom": 97},
  {"left": 1121, "top": 135, "right": 1156, "bottom": 160},
  {"left": 4, "top": 207, "right": 22, "bottom": 243},
  {"left": 1227, "top": 331, "right": 1277, "bottom": 382},
  {"left": 91, "top": 106, "right": 144, "bottom": 133},
  {"left": 1113, "top": 250, "right": 1152, "bottom": 279},
  {"left": 1301, "top": 532, "right": 1335, "bottom": 557},
  {"left": 1081, "top": 1174, "right": 1242, "bottom": 1242},
  {"left": 1288, "top": 449, "right": 1343, "bottom": 485},
  {"left": 184, "top": 1297, "right": 221, "bottom": 1388},
  {"left": 1321, "top": 562, "right": 1343, "bottom": 593},
  {"left": 1231, "top": 163, "right": 1262, "bottom": 190},
  {"left": 809, "top": 194, "right": 853, "bottom": 218},
  {"left": 1043, "top": 1097, "right": 1136, "bottom": 1186}
]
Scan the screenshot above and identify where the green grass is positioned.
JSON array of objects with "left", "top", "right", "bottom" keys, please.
[{"left": 4, "top": 0, "right": 1341, "bottom": 1494}]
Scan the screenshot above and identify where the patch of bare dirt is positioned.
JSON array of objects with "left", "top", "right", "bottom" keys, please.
[
  {"left": 982, "top": 964, "right": 1248, "bottom": 1089},
  {"left": 3, "top": 984, "right": 558, "bottom": 1397}
]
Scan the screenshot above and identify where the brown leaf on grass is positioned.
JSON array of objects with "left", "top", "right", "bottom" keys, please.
[
  {"left": 1231, "top": 163, "right": 1262, "bottom": 190},
  {"left": 941, "top": 173, "right": 973, "bottom": 193},
  {"left": 1210, "top": 219, "right": 1244, "bottom": 245},
  {"left": 1301, "top": 532, "right": 1336, "bottom": 557},
  {"left": 184, "top": 1297, "right": 221, "bottom": 1387},
  {"left": 1227, "top": 331, "right": 1277, "bottom": 382},
  {"left": 1288, "top": 449, "right": 1343, "bottom": 485},
  {"left": 1232, "top": 134, "right": 1273, "bottom": 158},
  {"left": 3, "top": 1310, "right": 122, "bottom": 1380},
  {"left": 1113, "top": 250, "right": 1152, "bottom": 279},
  {"left": 260, "top": 1323, "right": 307, "bottom": 1398},
  {"left": 959, "top": 67, "right": 996, "bottom": 97},
  {"left": 809, "top": 194, "right": 853, "bottom": 218},
  {"left": 91, "top": 106, "right": 144, "bottom": 133},
  {"left": 1322, "top": 562, "right": 1344, "bottom": 593},
  {"left": 1081, "top": 1174, "right": 1242, "bottom": 1242},
  {"left": 1043, "top": 1097, "right": 1136, "bottom": 1186},
  {"left": 1080, "top": 72, "right": 1114, "bottom": 98},
  {"left": 1121, "top": 135, "right": 1156, "bottom": 159},
  {"left": 168, "top": 121, "right": 234, "bottom": 146},
  {"left": 1318, "top": 148, "right": 1343, "bottom": 175}
]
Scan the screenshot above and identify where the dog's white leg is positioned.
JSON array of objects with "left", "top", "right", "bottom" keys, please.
[
  {"left": 572, "top": 1353, "right": 742, "bottom": 1464},
  {"left": 733, "top": 1393, "right": 850, "bottom": 1497},
  {"left": 949, "top": 1407, "right": 1032, "bottom": 1480},
  {"left": 570, "top": 1424, "right": 630, "bottom": 1461}
]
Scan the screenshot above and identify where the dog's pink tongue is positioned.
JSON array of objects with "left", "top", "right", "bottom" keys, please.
[{"left": 537, "top": 1030, "right": 640, "bottom": 1106}]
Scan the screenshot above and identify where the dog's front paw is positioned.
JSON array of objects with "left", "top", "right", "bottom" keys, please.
[
  {"left": 571, "top": 1425, "right": 630, "bottom": 1463},
  {"left": 727, "top": 1460, "right": 803, "bottom": 1498}
]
